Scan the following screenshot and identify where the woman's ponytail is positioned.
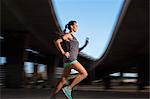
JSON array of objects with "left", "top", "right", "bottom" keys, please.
[{"left": 63, "top": 24, "right": 68, "bottom": 33}]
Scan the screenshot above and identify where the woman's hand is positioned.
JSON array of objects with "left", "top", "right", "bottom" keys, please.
[{"left": 63, "top": 52, "right": 70, "bottom": 58}]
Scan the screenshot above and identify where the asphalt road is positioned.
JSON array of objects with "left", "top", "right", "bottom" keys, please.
[{"left": 1, "top": 88, "right": 149, "bottom": 99}]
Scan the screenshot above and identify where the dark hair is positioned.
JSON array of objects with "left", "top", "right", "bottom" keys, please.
[{"left": 63, "top": 20, "right": 77, "bottom": 33}]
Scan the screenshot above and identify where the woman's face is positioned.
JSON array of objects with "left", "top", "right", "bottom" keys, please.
[{"left": 71, "top": 22, "right": 78, "bottom": 32}]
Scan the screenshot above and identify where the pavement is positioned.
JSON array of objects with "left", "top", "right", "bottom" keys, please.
[{"left": 1, "top": 86, "right": 149, "bottom": 99}]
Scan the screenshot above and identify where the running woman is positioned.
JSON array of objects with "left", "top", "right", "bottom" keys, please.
[{"left": 50, "top": 20, "right": 88, "bottom": 99}]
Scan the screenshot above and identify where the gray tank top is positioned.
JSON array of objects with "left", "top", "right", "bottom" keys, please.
[{"left": 64, "top": 34, "right": 79, "bottom": 63}]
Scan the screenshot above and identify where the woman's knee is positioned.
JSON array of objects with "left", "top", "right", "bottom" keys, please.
[
  {"left": 82, "top": 71, "right": 88, "bottom": 78},
  {"left": 84, "top": 72, "right": 88, "bottom": 78}
]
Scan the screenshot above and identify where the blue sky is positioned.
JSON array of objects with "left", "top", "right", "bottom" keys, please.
[{"left": 52, "top": 0, "right": 125, "bottom": 59}]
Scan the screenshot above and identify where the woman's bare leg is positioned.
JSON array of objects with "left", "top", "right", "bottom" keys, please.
[
  {"left": 69, "top": 62, "right": 88, "bottom": 90},
  {"left": 51, "top": 66, "right": 71, "bottom": 96}
]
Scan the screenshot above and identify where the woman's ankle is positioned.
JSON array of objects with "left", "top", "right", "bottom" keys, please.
[{"left": 68, "top": 86, "right": 72, "bottom": 90}]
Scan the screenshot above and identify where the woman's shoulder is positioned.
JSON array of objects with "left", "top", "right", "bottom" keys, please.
[
  {"left": 63, "top": 33, "right": 74, "bottom": 41},
  {"left": 63, "top": 33, "right": 72, "bottom": 38}
]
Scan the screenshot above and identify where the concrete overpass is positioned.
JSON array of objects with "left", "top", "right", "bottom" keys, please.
[
  {"left": 92, "top": 0, "right": 149, "bottom": 89},
  {"left": 1, "top": 0, "right": 149, "bottom": 89},
  {"left": 1, "top": 0, "right": 63, "bottom": 87}
]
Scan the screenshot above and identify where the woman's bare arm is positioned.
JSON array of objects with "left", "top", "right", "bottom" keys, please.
[
  {"left": 54, "top": 34, "right": 72, "bottom": 57},
  {"left": 54, "top": 38, "right": 65, "bottom": 55}
]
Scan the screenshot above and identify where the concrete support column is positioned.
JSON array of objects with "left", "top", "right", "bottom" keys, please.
[
  {"left": 5, "top": 33, "right": 27, "bottom": 88},
  {"left": 103, "top": 75, "right": 111, "bottom": 89},
  {"left": 46, "top": 55, "right": 59, "bottom": 89},
  {"left": 32, "top": 63, "right": 39, "bottom": 86},
  {"left": 33, "top": 63, "right": 38, "bottom": 75},
  {"left": 119, "top": 72, "right": 124, "bottom": 86},
  {"left": 137, "top": 63, "right": 149, "bottom": 90}
]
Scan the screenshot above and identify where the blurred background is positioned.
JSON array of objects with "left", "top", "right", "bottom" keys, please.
[{"left": 0, "top": 0, "right": 149, "bottom": 99}]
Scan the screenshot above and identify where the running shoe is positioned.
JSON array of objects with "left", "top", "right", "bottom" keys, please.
[{"left": 62, "top": 86, "right": 72, "bottom": 99}]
